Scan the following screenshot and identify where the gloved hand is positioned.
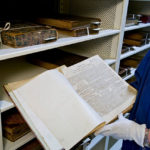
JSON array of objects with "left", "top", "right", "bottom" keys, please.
[{"left": 95, "top": 114, "right": 146, "bottom": 147}]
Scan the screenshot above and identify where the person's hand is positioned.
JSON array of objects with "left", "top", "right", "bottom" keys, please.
[{"left": 95, "top": 114, "right": 146, "bottom": 147}]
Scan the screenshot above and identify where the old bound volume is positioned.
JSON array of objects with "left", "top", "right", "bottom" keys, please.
[
  {"left": 125, "top": 32, "right": 149, "bottom": 41},
  {"left": 124, "top": 31, "right": 150, "bottom": 46},
  {"left": 2, "top": 108, "right": 30, "bottom": 141},
  {"left": 36, "top": 15, "right": 101, "bottom": 30},
  {"left": 36, "top": 15, "right": 101, "bottom": 37},
  {"left": 1, "top": 24, "right": 57, "bottom": 48},
  {"left": 124, "top": 39, "right": 146, "bottom": 46},
  {"left": 57, "top": 28, "right": 88, "bottom": 37},
  {"left": 4, "top": 56, "right": 137, "bottom": 150}
]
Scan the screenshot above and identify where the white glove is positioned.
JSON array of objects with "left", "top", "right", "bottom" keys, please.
[{"left": 95, "top": 114, "right": 146, "bottom": 147}]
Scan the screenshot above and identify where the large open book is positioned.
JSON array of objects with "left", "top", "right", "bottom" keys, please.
[{"left": 4, "top": 55, "right": 137, "bottom": 150}]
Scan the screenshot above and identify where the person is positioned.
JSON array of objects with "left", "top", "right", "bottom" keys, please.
[{"left": 96, "top": 50, "right": 150, "bottom": 149}]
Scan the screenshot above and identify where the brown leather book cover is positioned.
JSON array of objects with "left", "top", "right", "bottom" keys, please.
[
  {"left": 125, "top": 32, "right": 149, "bottom": 41},
  {"left": 121, "top": 58, "right": 141, "bottom": 68},
  {"left": 124, "top": 39, "right": 146, "bottom": 46},
  {"left": 2, "top": 108, "right": 30, "bottom": 142},
  {"left": 1, "top": 24, "right": 57, "bottom": 48},
  {"left": 58, "top": 28, "right": 88, "bottom": 37},
  {"left": 37, "top": 15, "right": 101, "bottom": 30}
]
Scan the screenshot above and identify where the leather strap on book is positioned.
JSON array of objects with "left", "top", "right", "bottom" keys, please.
[{"left": 0, "top": 22, "right": 10, "bottom": 47}]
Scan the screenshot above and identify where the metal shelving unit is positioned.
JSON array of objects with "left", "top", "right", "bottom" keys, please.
[
  {"left": 0, "top": 0, "right": 149, "bottom": 149},
  {"left": 116, "top": 0, "right": 150, "bottom": 81}
]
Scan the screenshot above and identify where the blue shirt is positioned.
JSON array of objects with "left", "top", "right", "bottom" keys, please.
[{"left": 122, "top": 50, "right": 150, "bottom": 150}]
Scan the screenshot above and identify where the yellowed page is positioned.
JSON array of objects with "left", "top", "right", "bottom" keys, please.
[
  {"left": 62, "top": 55, "right": 137, "bottom": 123},
  {"left": 7, "top": 70, "right": 104, "bottom": 150}
]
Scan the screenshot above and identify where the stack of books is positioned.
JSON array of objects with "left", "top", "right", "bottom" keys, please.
[{"left": 37, "top": 15, "right": 101, "bottom": 37}]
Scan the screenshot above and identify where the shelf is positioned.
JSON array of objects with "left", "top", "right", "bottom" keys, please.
[
  {"left": 120, "top": 43, "right": 150, "bottom": 60},
  {"left": 125, "top": 23, "right": 150, "bottom": 32},
  {"left": 123, "top": 68, "right": 136, "bottom": 81},
  {"left": 86, "top": 135, "right": 104, "bottom": 150},
  {"left": 0, "top": 29, "right": 120, "bottom": 61},
  {"left": 0, "top": 100, "right": 14, "bottom": 113},
  {"left": 109, "top": 139, "right": 123, "bottom": 150},
  {"left": 104, "top": 59, "right": 116, "bottom": 65},
  {"left": 3, "top": 132, "right": 35, "bottom": 150}
]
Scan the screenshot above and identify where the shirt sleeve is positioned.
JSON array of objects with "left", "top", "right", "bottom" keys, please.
[{"left": 130, "top": 50, "right": 150, "bottom": 91}]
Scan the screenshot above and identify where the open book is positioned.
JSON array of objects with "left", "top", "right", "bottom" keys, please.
[{"left": 4, "top": 55, "right": 137, "bottom": 150}]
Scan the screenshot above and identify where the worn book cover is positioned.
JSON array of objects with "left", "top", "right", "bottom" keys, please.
[
  {"left": 2, "top": 108, "right": 30, "bottom": 142},
  {"left": 124, "top": 38, "right": 147, "bottom": 46},
  {"left": 37, "top": 15, "right": 101, "bottom": 30},
  {"left": 1, "top": 24, "right": 57, "bottom": 48},
  {"left": 57, "top": 28, "right": 88, "bottom": 37},
  {"left": 125, "top": 32, "right": 149, "bottom": 41}
]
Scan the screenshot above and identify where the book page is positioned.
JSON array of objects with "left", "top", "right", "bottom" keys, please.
[
  {"left": 6, "top": 70, "right": 104, "bottom": 150},
  {"left": 62, "top": 55, "right": 137, "bottom": 123}
]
